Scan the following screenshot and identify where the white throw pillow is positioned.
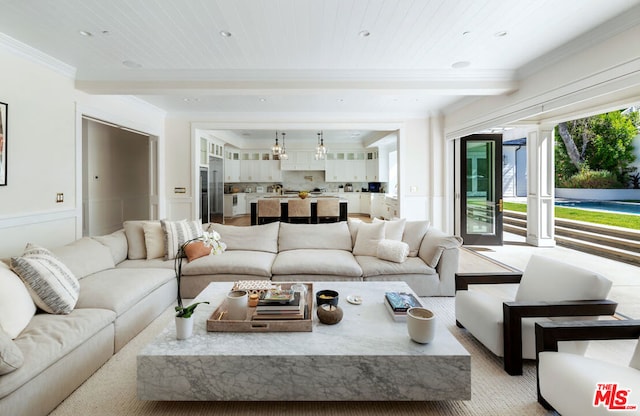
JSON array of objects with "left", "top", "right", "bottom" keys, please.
[
  {"left": 377, "top": 239, "right": 410, "bottom": 263},
  {"left": 0, "top": 262, "right": 36, "bottom": 339},
  {"left": 10, "top": 244, "right": 80, "bottom": 314},
  {"left": 123, "top": 220, "right": 150, "bottom": 260},
  {"left": 93, "top": 229, "right": 128, "bottom": 264},
  {"left": 515, "top": 255, "right": 612, "bottom": 302},
  {"left": 373, "top": 218, "right": 406, "bottom": 241},
  {"left": 402, "top": 220, "right": 430, "bottom": 256},
  {"left": 142, "top": 222, "right": 166, "bottom": 259},
  {"left": 161, "top": 219, "right": 204, "bottom": 260},
  {"left": 353, "top": 222, "right": 385, "bottom": 256},
  {"left": 0, "top": 326, "right": 24, "bottom": 375}
]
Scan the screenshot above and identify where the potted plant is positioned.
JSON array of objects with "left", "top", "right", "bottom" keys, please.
[{"left": 173, "top": 231, "right": 226, "bottom": 339}]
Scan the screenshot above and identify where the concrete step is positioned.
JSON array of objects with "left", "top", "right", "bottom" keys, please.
[{"left": 502, "top": 210, "right": 640, "bottom": 267}]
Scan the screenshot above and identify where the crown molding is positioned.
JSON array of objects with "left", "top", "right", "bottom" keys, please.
[{"left": 0, "top": 33, "right": 76, "bottom": 78}]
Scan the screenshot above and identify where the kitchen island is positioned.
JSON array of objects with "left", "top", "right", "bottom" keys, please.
[{"left": 250, "top": 197, "right": 348, "bottom": 225}]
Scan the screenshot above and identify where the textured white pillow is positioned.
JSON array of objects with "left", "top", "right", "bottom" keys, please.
[
  {"left": 0, "top": 262, "right": 36, "bottom": 339},
  {"left": 353, "top": 222, "right": 385, "bottom": 256},
  {"left": 142, "top": 222, "right": 165, "bottom": 259},
  {"left": 161, "top": 219, "right": 204, "bottom": 260},
  {"left": 0, "top": 326, "right": 24, "bottom": 375},
  {"left": 515, "top": 255, "right": 612, "bottom": 302},
  {"left": 373, "top": 218, "right": 406, "bottom": 241},
  {"left": 10, "top": 244, "right": 80, "bottom": 314},
  {"left": 377, "top": 239, "right": 410, "bottom": 263}
]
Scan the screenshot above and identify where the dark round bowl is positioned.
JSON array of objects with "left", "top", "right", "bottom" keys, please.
[{"left": 316, "top": 290, "right": 339, "bottom": 307}]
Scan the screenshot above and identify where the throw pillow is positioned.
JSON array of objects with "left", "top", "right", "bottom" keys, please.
[
  {"left": 352, "top": 222, "right": 385, "bottom": 256},
  {"left": 402, "top": 220, "right": 430, "bottom": 256},
  {"left": 377, "top": 239, "right": 410, "bottom": 263},
  {"left": 10, "top": 244, "right": 80, "bottom": 314},
  {"left": 347, "top": 218, "right": 363, "bottom": 246},
  {"left": 161, "top": 219, "right": 204, "bottom": 260},
  {"left": 373, "top": 218, "right": 406, "bottom": 241},
  {"left": 0, "top": 327, "right": 24, "bottom": 375},
  {"left": 142, "top": 222, "right": 165, "bottom": 260},
  {"left": 123, "top": 221, "right": 150, "bottom": 260},
  {"left": 0, "top": 262, "right": 36, "bottom": 339},
  {"left": 183, "top": 241, "right": 212, "bottom": 262}
]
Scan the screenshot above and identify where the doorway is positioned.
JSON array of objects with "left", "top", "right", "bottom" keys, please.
[{"left": 460, "top": 134, "right": 503, "bottom": 245}]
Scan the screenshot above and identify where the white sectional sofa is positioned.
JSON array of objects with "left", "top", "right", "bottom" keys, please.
[{"left": 0, "top": 218, "right": 461, "bottom": 416}]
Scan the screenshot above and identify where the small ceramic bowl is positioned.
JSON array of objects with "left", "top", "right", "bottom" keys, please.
[{"left": 316, "top": 290, "right": 339, "bottom": 307}]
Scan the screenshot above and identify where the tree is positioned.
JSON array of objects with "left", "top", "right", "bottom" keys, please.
[{"left": 555, "top": 110, "right": 639, "bottom": 187}]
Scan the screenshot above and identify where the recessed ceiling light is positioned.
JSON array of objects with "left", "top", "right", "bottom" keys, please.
[
  {"left": 359, "top": 30, "right": 370, "bottom": 37},
  {"left": 259, "top": 98, "right": 266, "bottom": 102},
  {"left": 79, "top": 30, "right": 93, "bottom": 37},
  {"left": 219, "top": 31, "right": 232, "bottom": 37},
  {"left": 337, "top": 98, "right": 344, "bottom": 103},
  {"left": 122, "top": 60, "right": 142, "bottom": 68},
  {"left": 494, "top": 31, "right": 508, "bottom": 37},
  {"left": 101, "top": 30, "right": 110, "bottom": 35},
  {"left": 451, "top": 61, "right": 471, "bottom": 69},
  {"left": 462, "top": 31, "right": 472, "bottom": 36}
]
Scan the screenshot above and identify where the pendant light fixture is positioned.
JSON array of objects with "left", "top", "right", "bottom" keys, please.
[
  {"left": 280, "top": 132, "right": 288, "bottom": 160},
  {"left": 315, "top": 131, "right": 327, "bottom": 160},
  {"left": 271, "top": 131, "right": 281, "bottom": 156}
]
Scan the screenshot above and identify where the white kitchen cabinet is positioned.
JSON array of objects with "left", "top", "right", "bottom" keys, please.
[
  {"left": 384, "top": 196, "right": 399, "bottom": 219},
  {"left": 325, "top": 151, "right": 366, "bottom": 182},
  {"left": 224, "top": 150, "right": 241, "bottom": 182},
  {"left": 343, "top": 193, "right": 361, "bottom": 214},
  {"left": 235, "top": 193, "right": 247, "bottom": 215},
  {"left": 280, "top": 150, "right": 325, "bottom": 171},
  {"left": 370, "top": 193, "right": 386, "bottom": 219},
  {"left": 360, "top": 193, "right": 371, "bottom": 215}
]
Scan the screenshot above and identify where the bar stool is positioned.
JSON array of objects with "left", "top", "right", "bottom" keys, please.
[
  {"left": 257, "top": 199, "right": 281, "bottom": 225},
  {"left": 317, "top": 198, "right": 340, "bottom": 223},
  {"left": 287, "top": 198, "right": 312, "bottom": 223}
]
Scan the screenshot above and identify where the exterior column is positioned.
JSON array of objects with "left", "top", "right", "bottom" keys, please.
[{"left": 526, "top": 125, "right": 556, "bottom": 247}]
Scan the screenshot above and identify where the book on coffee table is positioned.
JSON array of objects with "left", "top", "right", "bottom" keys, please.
[{"left": 384, "top": 292, "right": 422, "bottom": 321}]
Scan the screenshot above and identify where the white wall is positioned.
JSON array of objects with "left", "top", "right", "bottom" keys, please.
[{"left": 0, "top": 43, "right": 166, "bottom": 257}]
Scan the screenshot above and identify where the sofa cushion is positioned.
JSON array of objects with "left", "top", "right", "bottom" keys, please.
[
  {"left": 10, "top": 244, "right": 80, "bottom": 314},
  {"left": 402, "top": 220, "right": 430, "bottom": 256},
  {"left": 92, "top": 229, "right": 128, "bottom": 264},
  {"left": 76, "top": 268, "right": 174, "bottom": 315},
  {"left": 1, "top": 308, "right": 116, "bottom": 399},
  {"left": 123, "top": 220, "right": 154, "bottom": 260},
  {"left": 515, "top": 255, "right": 612, "bottom": 302},
  {"left": 347, "top": 218, "right": 362, "bottom": 246},
  {"left": 278, "top": 222, "right": 352, "bottom": 252},
  {"left": 51, "top": 237, "right": 115, "bottom": 279},
  {"left": 161, "top": 219, "right": 204, "bottom": 260},
  {"left": 116, "top": 258, "right": 174, "bottom": 270},
  {"left": 142, "top": 222, "right": 165, "bottom": 260},
  {"left": 352, "top": 222, "right": 385, "bottom": 256},
  {"left": 211, "top": 222, "right": 279, "bottom": 253},
  {"left": 376, "top": 239, "right": 410, "bottom": 263},
  {"left": 181, "top": 250, "right": 275, "bottom": 277},
  {"left": 0, "top": 326, "right": 23, "bottom": 375},
  {"left": 418, "top": 231, "right": 462, "bottom": 268},
  {"left": 356, "top": 255, "right": 435, "bottom": 278},
  {"left": 373, "top": 218, "right": 406, "bottom": 240},
  {"left": 0, "top": 262, "right": 36, "bottom": 339},
  {"left": 273, "top": 249, "right": 362, "bottom": 277}
]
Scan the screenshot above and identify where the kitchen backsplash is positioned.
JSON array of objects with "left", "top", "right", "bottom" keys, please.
[{"left": 226, "top": 170, "right": 379, "bottom": 193}]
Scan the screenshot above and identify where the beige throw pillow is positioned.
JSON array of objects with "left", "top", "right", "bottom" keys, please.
[
  {"left": 353, "top": 222, "right": 385, "bottom": 256},
  {"left": 142, "top": 222, "right": 166, "bottom": 260},
  {"left": 123, "top": 221, "right": 150, "bottom": 260}
]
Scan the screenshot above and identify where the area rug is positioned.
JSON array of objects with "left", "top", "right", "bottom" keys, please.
[{"left": 50, "top": 296, "right": 553, "bottom": 416}]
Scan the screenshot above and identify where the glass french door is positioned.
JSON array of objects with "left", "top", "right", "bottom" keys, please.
[{"left": 460, "top": 134, "right": 503, "bottom": 245}]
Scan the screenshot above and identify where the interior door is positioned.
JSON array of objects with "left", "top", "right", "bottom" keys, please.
[{"left": 460, "top": 134, "right": 503, "bottom": 245}]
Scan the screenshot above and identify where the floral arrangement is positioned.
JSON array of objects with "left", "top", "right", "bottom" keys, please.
[{"left": 174, "top": 231, "right": 226, "bottom": 318}]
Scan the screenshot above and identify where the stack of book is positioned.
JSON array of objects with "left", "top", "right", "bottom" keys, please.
[
  {"left": 384, "top": 291, "right": 422, "bottom": 321},
  {"left": 253, "top": 289, "right": 305, "bottom": 320}
]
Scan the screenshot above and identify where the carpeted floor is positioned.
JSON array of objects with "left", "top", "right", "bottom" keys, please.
[{"left": 50, "top": 295, "right": 554, "bottom": 416}]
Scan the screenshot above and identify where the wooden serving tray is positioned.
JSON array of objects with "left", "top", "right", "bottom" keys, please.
[{"left": 206, "top": 283, "right": 313, "bottom": 332}]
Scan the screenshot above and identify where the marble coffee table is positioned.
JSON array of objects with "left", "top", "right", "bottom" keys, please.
[{"left": 137, "top": 281, "right": 470, "bottom": 401}]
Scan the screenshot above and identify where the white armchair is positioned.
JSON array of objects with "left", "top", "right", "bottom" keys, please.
[
  {"left": 455, "top": 254, "right": 618, "bottom": 375},
  {"left": 536, "top": 320, "right": 640, "bottom": 415}
]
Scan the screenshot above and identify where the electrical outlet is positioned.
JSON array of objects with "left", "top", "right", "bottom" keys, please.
[{"left": 56, "top": 193, "right": 64, "bottom": 203}]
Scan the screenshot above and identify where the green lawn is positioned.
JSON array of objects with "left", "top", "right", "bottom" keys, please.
[{"left": 503, "top": 202, "right": 640, "bottom": 230}]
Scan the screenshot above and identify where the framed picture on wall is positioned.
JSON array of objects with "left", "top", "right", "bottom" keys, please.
[{"left": 0, "top": 101, "right": 6, "bottom": 186}]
